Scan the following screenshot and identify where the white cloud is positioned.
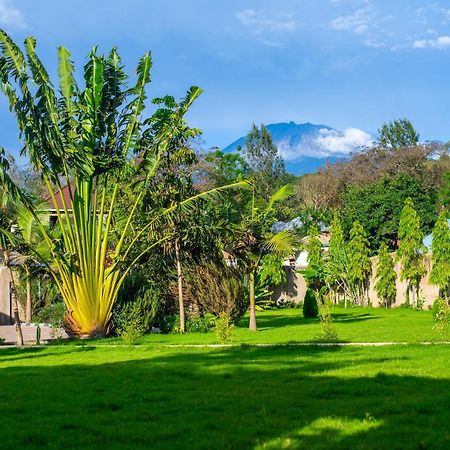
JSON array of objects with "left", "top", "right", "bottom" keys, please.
[
  {"left": 330, "top": 9, "right": 370, "bottom": 34},
  {"left": 276, "top": 127, "right": 374, "bottom": 161},
  {"left": 236, "top": 9, "right": 298, "bottom": 34},
  {"left": 413, "top": 35, "right": 450, "bottom": 49},
  {"left": 0, "top": 0, "right": 25, "bottom": 29},
  {"left": 315, "top": 127, "right": 374, "bottom": 154}
]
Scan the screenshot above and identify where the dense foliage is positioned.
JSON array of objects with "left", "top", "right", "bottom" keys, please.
[{"left": 375, "top": 243, "right": 397, "bottom": 308}]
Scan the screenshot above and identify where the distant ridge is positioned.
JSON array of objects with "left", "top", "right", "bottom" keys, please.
[{"left": 223, "top": 121, "right": 372, "bottom": 175}]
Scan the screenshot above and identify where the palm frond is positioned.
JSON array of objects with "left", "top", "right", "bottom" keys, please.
[
  {"left": 263, "top": 229, "right": 297, "bottom": 255},
  {"left": 267, "top": 184, "right": 294, "bottom": 210}
]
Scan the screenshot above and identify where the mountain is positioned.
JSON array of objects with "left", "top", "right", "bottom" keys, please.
[{"left": 222, "top": 121, "right": 373, "bottom": 175}]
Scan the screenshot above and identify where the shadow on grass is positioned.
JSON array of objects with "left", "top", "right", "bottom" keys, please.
[
  {"left": 0, "top": 345, "right": 448, "bottom": 449},
  {"left": 237, "top": 313, "right": 314, "bottom": 330},
  {"left": 331, "top": 313, "right": 380, "bottom": 324}
]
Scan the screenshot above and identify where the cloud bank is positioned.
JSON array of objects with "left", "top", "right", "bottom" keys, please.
[{"left": 278, "top": 127, "right": 374, "bottom": 161}]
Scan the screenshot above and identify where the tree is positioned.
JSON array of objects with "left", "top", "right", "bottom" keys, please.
[
  {"left": 325, "top": 214, "right": 350, "bottom": 304},
  {"left": 430, "top": 211, "right": 450, "bottom": 298},
  {"left": 229, "top": 184, "right": 296, "bottom": 331},
  {"left": 378, "top": 118, "right": 419, "bottom": 149},
  {"left": 242, "top": 124, "right": 287, "bottom": 200},
  {"left": 438, "top": 172, "right": 450, "bottom": 210},
  {"left": 341, "top": 173, "right": 437, "bottom": 251},
  {"left": 0, "top": 32, "right": 246, "bottom": 337},
  {"left": 347, "top": 221, "right": 371, "bottom": 305},
  {"left": 305, "top": 224, "right": 324, "bottom": 293},
  {"left": 375, "top": 242, "right": 397, "bottom": 308},
  {"left": 202, "top": 149, "right": 248, "bottom": 187},
  {"left": 396, "top": 198, "right": 425, "bottom": 306}
]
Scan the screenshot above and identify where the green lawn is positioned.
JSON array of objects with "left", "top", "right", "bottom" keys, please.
[
  {"left": 69, "top": 306, "right": 446, "bottom": 346},
  {"left": 1, "top": 307, "right": 449, "bottom": 449},
  {"left": 0, "top": 342, "right": 449, "bottom": 449}
]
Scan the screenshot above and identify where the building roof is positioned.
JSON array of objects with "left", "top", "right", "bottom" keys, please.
[{"left": 44, "top": 185, "right": 73, "bottom": 211}]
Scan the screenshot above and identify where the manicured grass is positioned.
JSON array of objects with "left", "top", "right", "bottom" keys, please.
[
  {"left": 0, "top": 343, "right": 449, "bottom": 449},
  {"left": 67, "top": 306, "right": 445, "bottom": 346}
]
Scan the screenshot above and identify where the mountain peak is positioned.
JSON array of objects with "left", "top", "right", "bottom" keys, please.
[{"left": 222, "top": 122, "right": 373, "bottom": 175}]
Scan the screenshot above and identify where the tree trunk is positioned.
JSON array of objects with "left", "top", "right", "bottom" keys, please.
[
  {"left": 5, "top": 252, "right": 23, "bottom": 346},
  {"left": 175, "top": 240, "right": 185, "bottom": 333},
  {"left": 25, "top": 266, "right": 32, "bottom": 323},
  {"left": 249, "top": 270, "right": 257, "bottom": 331}
]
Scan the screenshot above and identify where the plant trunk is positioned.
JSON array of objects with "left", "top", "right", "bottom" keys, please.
[
  {"left": 249, "top": 270, "right": 257, "bottom": 331},
  {"left": 5, "top": 252, "right": 23, "bottom": 346},
  {"left": 25, "top": 266, "right": 32, "bottom": 323},
  {"left": 175, "top": 240, "right": 185, "bottom": 333}
]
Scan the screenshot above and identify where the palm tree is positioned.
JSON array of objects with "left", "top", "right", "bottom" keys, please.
[
  {"left": 229, "top": 185, "right": 297, "bottom": 331},
  {"left": 0, "top": 32, "right": 247, "bottom": 337}
]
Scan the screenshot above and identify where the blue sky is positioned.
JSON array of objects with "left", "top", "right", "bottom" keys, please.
[{"left": 1, "top": 0, "right": 450, "bottom": 159}]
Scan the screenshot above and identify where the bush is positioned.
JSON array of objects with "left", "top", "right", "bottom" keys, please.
[
  {"left": 315, "top": 301, "right": 338, "bottom": 342},
  {"left": 186, "top": 313, "right": 216, "bottom": 333},
  {"left": 34, "top": 303, "right": 65, "bottom": 328},
  {"left": 183, "top": 262, "right": 247, "bottom": 322},
  {"left": 215, "top": 312, "right": 234, "bottom": 343},
  {"left": 303, "top": 289, "right": 319, "bottom": 318},
  {"left": 114, "top": 269, "right": 161, "bottom": 339},
  {"left": 432, "top": 297, "right": 450, "bottom": 336},
  {"left": 159, "top": 315, "right": 181, "bottom": 334},
  {"left": 114, "top": 287, "right": 160, "bottom": 341},
  {"left": 34, "top": 302, "right": 66, "bottom": 339}
]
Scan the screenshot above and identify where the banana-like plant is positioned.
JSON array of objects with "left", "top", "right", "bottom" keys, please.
[{"left": 0, "top": 31, "right": 248, "bottom": 337}]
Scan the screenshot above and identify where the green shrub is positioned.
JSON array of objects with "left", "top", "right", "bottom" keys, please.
[
  {"left": 184, "top": 262, "right": 247, "bottom": 322},
  {"left": 432, "top": 297, "right": 450, "bottom": 336},
  {"left": 114, "top": 289, "right": 159, "bottom": 341},
  {"left": 186, "top": 313, "right": 216, "bottom": 333},
  {"left": 215, "top": 312, "right": 234, "bottom": 343},
  {"left": 160, "top": 315, "right": 181, "bottom": 334},
  {"left": 315, "top": 301, "right": 338, "bottom": 342},
  {"left": 34, "top": 303, "right": 65, "bottom": 328},
  {"left": 303, "top": 289, "right": 319, "bottom": 318}
]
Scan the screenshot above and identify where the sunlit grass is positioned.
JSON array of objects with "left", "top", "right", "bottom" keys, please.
[
  {"left": 60, "top": 306, "right": 445, "bottom": 346},
  {"left": 0, "top": 343, "right": 449, "bottom": 449}
]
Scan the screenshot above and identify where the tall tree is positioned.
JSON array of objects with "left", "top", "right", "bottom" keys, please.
[
  {"left": 375, "top": 242, "right": 397, "bottom": 308},
  {"left": 229, "top": 185, "right": 296, "bottom": 331},
  {"left": 378, "top": 118, "right": 419, "bottom": 149},
  {"left": 325, "top": 214, "right": 350, "bottom": 303},
  {"left": 242, "top": 124, "right": 286, "bottom": 201},
  {"left": 396, "top": 198, "right": 425, "bottom": 306},
  {"left": 305, "top": 224, "right": 324, "bottom": 293},
  {"left": 0, "top": 31, "right": 246, "bottom": 337},
  {"left": 347, "top": 221, "right": 371, "bottom": 305},
  {"left": 430, "top": 210, "right": 450, "bottom": 298}
]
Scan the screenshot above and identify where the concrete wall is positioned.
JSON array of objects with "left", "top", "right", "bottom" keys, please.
[
  {"left": 0, "top": 266, "right": 25, "bottom": 325},
  {"left": 0, "top": 266, "right": 13, "bottom": 325},
  {"left": 274, "top": 252, "right": 439, "bottom": 308}
]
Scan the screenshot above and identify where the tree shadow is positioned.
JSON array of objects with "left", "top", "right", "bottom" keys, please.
[
  {"left": 238, "top": 313, "right": 315, "bottom": 330},
  {"left": 0, "top": 345, "right": 448, "bottom": 449},
  {"left": 331, "top": 313, "right": 380, "bottom": 324}
]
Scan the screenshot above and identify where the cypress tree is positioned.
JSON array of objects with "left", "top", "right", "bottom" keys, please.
[
  {"left": 326, "top": 214, "right": 348, "bottom": 303},
  {"left": 430, "top": 211, "right": 450, "bottom": 298},
  {"left": 306, "top": 224, "right": 324, "bottom": 293},
  {"left": 347, "top": 221, "right": 372, "bottom": 305},
  {"left": 396, "top": 197, "right": 425, "bottom": 306},
  {"left": 307, "top": 225, "right": 323, "bottom": 270},
  {"left": 375, "top": 242, "right": 397, "bottom": 308}
]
